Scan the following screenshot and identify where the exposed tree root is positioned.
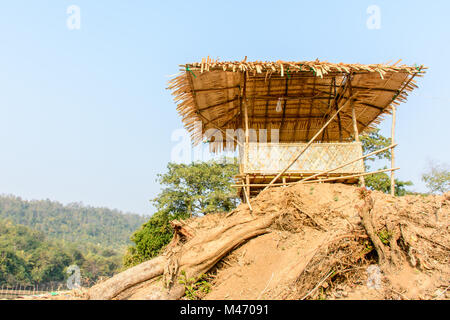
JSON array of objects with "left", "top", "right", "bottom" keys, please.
[
  {"left": 87, "top": 210, "right": 279, "bottom": 300},
  {"left": 88, "top": 256, "right": 167, "bottom": 300},
  {"left": 83, "top": 185, "right": 449, "bottom": 301}
]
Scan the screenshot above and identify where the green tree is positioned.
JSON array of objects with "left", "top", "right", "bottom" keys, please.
[
  {"left": 360, "top": 129, "right": 413, "bottom": 196},
  {"left": 422, "top": 161, "right": 450, "bottom": 194},
  {"left": 123, "top": 160, "right": 239, "bottom": 267},
  {"left": 0, "top": 219, "right": 123, "bottom": 287}
]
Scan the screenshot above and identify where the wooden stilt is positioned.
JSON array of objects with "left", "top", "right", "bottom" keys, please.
[
  {"left": 242, "top": 180, "right": 253, "bottom": 214},
  {"left": 246, "top": 175, "right": 250, "bottom": 202},
  {"left": 390, "top": 105, "right": 396, "bottom": 196},
  {"left": 243, "top": 102, "right": 249, "bottom": 145},
  {"left": 351, "top": 99, "right": 366, "bottom": 187}
]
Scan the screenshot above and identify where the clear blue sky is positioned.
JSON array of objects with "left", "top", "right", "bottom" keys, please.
[{"left": 0, "top": 0, "right": 448, "bottom": 215}]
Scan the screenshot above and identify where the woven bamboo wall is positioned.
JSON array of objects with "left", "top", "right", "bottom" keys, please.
[{"left": 240, "top": 142, "right": 364, "bottom": 174}]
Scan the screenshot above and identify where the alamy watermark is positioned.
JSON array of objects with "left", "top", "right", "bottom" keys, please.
[
  {"left": 67, "top": 5, "right": 81, "bottom": 30},
  {"left": 366, "top": 5, "right": 381, "bottom": 30},
  {"left": 366, "top": 264, "right": 382, "bottom": 289},
  {"left": 66, "top": 265, "right": 81, "bottom": 289}
]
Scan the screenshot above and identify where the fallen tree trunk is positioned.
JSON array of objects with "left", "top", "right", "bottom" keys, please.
[
  {"left": 88, "top": 210, "right": 279, "bottom": 300},
  {"left": 88, "top": 256, "right": 167, "bottom": 300}
]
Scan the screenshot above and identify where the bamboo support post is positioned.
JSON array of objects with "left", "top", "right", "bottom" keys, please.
[
  {"left": 243, "top": 101, "right": 249, "bottom": 145},
  {"left": 242, "top": 181, "right": 253, "bottom": 214},
  {"left": 391, "top": 105, "right": 396, "bottom": 196},
  {"left": 233, "top": 167, "right": 400, "bottom": 188},
  {"left": 263, "top": 94, "right": 357, "bottom": 190},
  {"left": 302, "top": 167, "right": 400, "bottom": 184},
  {"left": 351, "top": 98, "right": 365, "bottom": 187},
  {"left": 246, "top": 175, "right": 250, "bottom": 204}
]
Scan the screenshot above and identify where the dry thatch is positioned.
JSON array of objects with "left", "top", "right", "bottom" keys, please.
[{"left": 168, "top": 57, "right": 426, "bottom": 152}]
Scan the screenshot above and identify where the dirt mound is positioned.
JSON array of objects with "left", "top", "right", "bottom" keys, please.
[
  {"left": 84, "top": 183, "right": 449, "bottom": 300},
  {"left": 206, "top": 184, "right": 449, "bottom": 300}
]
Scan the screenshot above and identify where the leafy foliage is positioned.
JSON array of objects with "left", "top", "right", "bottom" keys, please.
[
  {"left": 360, "top": 129, "right": 392, "bottom": 163},
  {"left": 123, "top": 160, "right": 239, "bottom": 267},
  {"left": 122, "top": 211, "right": 175, "bottom": 267},
  {"left": 377, "top": 228, "right": 392, "bottom": 245},
  {"left": 155, "top": 160, "right": 239, "bottom": 216},
  {"left": 0, "top": 219, "right": 122, "bottom": 287},
  {"left": 421, "top": 161, "right": 450, "bottom": 194},
  {"left": 178, "top": 270, "right": 212, "bottom": 300},
  {"left": 364, "top": 169, "right": 413, "bottom": 196},
  {"left": 360, "top": 129, "right": 413, "bottom": 196}
]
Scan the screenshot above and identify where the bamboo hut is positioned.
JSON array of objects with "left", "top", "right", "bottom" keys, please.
[{"left": 168, "top": 57, "right": 426, "bottom": 201}]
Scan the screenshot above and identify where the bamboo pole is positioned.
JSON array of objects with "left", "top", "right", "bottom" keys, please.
[
  {"left": 302, "top": 167, "right": 399, "bottom": 184},
  {"left": 390, "top": 105, "right": 396, "bottom": 196},
  {"left": 246, "top": 174, "right": 250, "bottom": 206},
  {"left": 242, "top": 181, "right": 253, "bottom": 214},
  {"left": 263, "top": 94, "right": 357, "bottom": 190},
  {"left": 351, "top": 99, "right": 366, "bottom": 187},
  {"left": 195, "top": 112, "right": 243, "bottom": 148},
  {"left": 232, "top": 167, "right": 399, "bottom": 188},
  {"left": 243, "top": 85, "right": 250, "bottom": 197},
  {"left": 298, "top": 143, "right": 397, "bottom": 184},
  {"left": 243, "top": 103, "right": 249, "bottom": 145}
]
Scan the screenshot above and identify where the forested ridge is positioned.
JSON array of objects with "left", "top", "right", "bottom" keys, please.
[
  {"left": 0, "top": 219, "right": 122, "bottom": 287},
  {"left": 0, "top": 195, "right": 147, "bottom": 248},
  {"left": 0, "top": 195, "right": 148, "bottom": 287}
]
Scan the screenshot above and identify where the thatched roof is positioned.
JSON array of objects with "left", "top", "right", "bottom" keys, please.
[{"left": 168, "top": 57, "right": 426, "bottom": 151}]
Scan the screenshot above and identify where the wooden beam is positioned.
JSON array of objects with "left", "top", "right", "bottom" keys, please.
[
  {"left": 292, "top": 86, "right": 304, "bottom": 141},
  {"left": 248, "top": 95, "right": 331, "bottom": 100},
  {"left": 192, "top": 86, "right": 239, "bottom": 92},
  {"left": 279, "top": 77, "right": 289, "bottom": 139},
  {"left": 195, "top": 111, "right": 243, "bottom": 147},
  {"left": 312, "top": 84, "right": 401, "bottom": 93},
  {"left": 302, "top": 167, "right": 400, "bottom": 185},
  {"left": 233, "top": 167, "right": 400, "bottom": 188},
  {"left": 244, "top": 101, "right": 249, "bottom": 144},
  {"left": 320, "top": 75, "right": 349, "bottom": 140},
  {"left": 264, "top": 77, "right": 271, "bottom": 133},
  {"left": 198, "top": 97, "right": 239, "bottom": 112},
  {"left": 204, "top": 111, "right": 241, "bottom": 145},
  {"left": 321, "top": 77, "right": 335, "bottom": 141},
  {"left": 241, "top": 180, "right": 253, "bottom": 213},
  {"left": 359, "top": 102, "right": 384, "bottom": 111},
  {"left": 249, "top": 115, "right": 326, "bottom": 120},
  {"left": 263, "top": 94, "right": 358, "bottom": 190},
  {"left": 334, "top": 76, "right": 350, "bottom": 142},
  {"left": 241, "top": 72, "right": 249, "bottom": 171},
  {"left": 390, "top": 105, "right": 396, "bottom": 196},
  {"left": 305, "top": 76, "right": 316, "bottom": 140},
  {"left": 251, "top": 77, "right": 257, "bottom": 134},
  {"left": 346, "top": 86, "right": 399, "bottom": 93},
  {"left": 349, "top": 77, "right": 365, "bottom": 187}
]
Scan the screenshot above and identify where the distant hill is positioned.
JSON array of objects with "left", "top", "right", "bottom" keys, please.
[
  {"left": 0, "top": 195, "right": 148, "bottom": 249},
  {"left": 0, "top": 219, "right": 123, "bottom": 286}
]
